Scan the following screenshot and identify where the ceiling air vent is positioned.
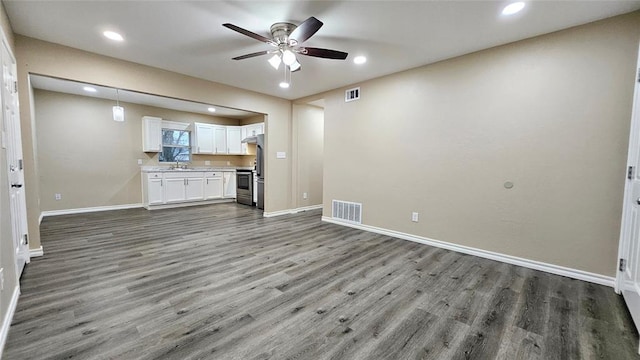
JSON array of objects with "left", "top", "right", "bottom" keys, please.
[
  {"left": 345, "top": 87, "right": 360, "bottom": 102},
  {"left": 332, "top": 200, "right": 362, "bottom": 224}
]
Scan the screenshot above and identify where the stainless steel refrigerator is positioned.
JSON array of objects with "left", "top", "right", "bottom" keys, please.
[{"left": 256, "top": 134, "right": 264, "bottom": 210}]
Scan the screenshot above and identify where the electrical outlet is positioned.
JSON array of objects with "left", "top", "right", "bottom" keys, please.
[
  {"left": 55, "top": 193, "right": 62, "bottom": 200},
  {"left": 303, "top": 192, "right": 308, "bottom": 199},
  {"left": 411, "top": 212, "right": 419, "bottom": 222},
  {"left": 0, "top": 268, "right": 4, "bottom": 291},
  {"left": 137, "top": 159, "right": 143, "bottom": 165},
  {"left": 205, "top": 160, "right": 211, "bottom": 166}
]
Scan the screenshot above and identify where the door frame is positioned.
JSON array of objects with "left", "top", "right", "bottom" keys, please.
[{"left": 616, "top": 43, "right": 640, "bottom": 294}]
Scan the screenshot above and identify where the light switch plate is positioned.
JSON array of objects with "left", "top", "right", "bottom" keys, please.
[
  {"left": 411, "top": 212, "right": 419, "bottom": 222},
  {"left": 276, "top": 152, "right": 286, "bottom": 159},
  {"left": 137, "top": 159, "right": 143, "bottom": 165}
]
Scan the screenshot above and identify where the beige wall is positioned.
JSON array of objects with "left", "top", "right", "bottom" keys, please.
[
  {"left": 16, "top": 36, "right": 293, "bottom": 250},
  {"left": 292, "top": 104, "right": 324, "bottom": 208},
  {"left": 322, "top": 12, "right": 640, "bottom": 277},
  {"left": 34, "top": 89, "right": 257, "bottom": 211}
]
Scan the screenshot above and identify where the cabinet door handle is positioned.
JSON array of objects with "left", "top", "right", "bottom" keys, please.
[
  {"left": 228, "top": 148, "right": 230, "bottom": 153},
  {"left": 207, "top": 178, "right": 209, "bottom": 185},
  {"left": 160, "top": 180, "right": 163, "bottom": 187}
]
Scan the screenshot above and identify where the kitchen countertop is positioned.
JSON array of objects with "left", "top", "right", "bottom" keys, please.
[{"left": 141, "top": 166, "right": 254, "bottom": 173}]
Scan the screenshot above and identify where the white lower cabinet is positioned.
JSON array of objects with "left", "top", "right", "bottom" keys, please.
[
  {"left": 223, "top": 171, "right": 236, "bottom": 198},
  {"left": 204, "top": 172, "right": 223, "bottom": 199},
  {"left": 164, "top": 177, "right": 187, "bottom": 203},
  {"left": 145, "top": 173, "right": 164, "bottom": 205},
  {"left": 185, "top": 177, "right": 204, "bottom": 201},
  {"left": 143, "top": 170, "right": 235, "bottom": 208}
]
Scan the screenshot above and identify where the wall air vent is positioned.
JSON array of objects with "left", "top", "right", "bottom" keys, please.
[
  {"left": 332, "top": 200, "right": 362, "bottom": 224},
  {"left": 345, "top": 87, "right": 360, "bottom": 102}
]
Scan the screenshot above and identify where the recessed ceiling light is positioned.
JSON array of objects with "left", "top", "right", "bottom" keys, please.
[
  {"left": 353, "top": 56, "right": 367, "bottom": 65},
  {"left": 83, "top": 86, "right": 97, "bottom": 93},
  {"left": 279, "top": 82, "right": 290, "bottom": 89},
  {"left": 502, "top": 2, "right": 525, "bottom": 16},
  {"left": 207, "top": 107, "right": 216, "bottom": 113},
  {"left": 103, "top": 31, "right": 124, "bottom": 42}
]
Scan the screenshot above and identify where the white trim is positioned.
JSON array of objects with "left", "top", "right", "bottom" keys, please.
[
  {"left": 145, "top": 199, "right": 235, "bottom": 210},
  {"left": 263, "top": 204, "right": 323, "bottom": 218},
  {"left": 29, "top": 246, "right": 43, "bottom": 257},
  {"left": 0, "top": 285, "right": 20, "bottom": 359},
  {"left": 40, "top": 203, "right": 143, "bottom": 218},
  {"left": 38, "top": 213, "right": 43, "bottom": 225},
  {"left": 322, "top": 216, "right": 615, "bottom": 288}
]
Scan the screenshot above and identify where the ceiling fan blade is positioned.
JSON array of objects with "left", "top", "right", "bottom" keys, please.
[
  {"left": 299, "top": 47, "right": 348, "bottom": 60},
  {"left": 223, "top": 23, "right": 274, "bottom": 44},
  {"left": 289, "top": 16, "right": 323, "bottom": 44},
  {"left": 232, "top": 51, "right": 270, "bottom": 60}
]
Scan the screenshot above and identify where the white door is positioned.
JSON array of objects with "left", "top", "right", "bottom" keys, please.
[
  {"left": 185, "top": 177, "right": 204, "bottom": 201},
  {"left": 214, "top": 126, "right": 227, "bottom": 154},
  {"left": 205, "top": 175, "right": 223, "bottom": 199},
  {"left": 147, "top": 178, "right": 164, "bottom": 205},
  {"left": 618, "top": 44, "right": 640, "bottom": 344},
  {"left": 223, "top": 172, "right": 236, "bottom": 198},
  {"left": 164, "top": 178, "right": 186, "bottom": 203},
  {"left": 1, "top": 39, "right": 28, "bottom": 277},
  {"left": 194, "top": 123, "right": 214, "bottom": 154},
  {"left": 227, "top": 126, "right": 242, "bottom": 154}
]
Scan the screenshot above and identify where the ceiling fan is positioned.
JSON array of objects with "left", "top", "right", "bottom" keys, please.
[{"left": 223, "top": 16, "right": 348, "bottom": 73}]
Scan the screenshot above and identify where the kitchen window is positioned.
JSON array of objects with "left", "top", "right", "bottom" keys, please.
[{"left": 159, "top": 129, "right": 191, "bottom": 162}]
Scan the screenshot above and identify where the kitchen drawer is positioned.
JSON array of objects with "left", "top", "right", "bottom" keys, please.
[
  {"left": 204, "top": 172, "right": 223, "bottom": 178},
  {"left": 147, "top": 172, "right": 162, "bottom": 179},
  {"left": 164, "top": 172, "right": 204, "bottom": 179}
]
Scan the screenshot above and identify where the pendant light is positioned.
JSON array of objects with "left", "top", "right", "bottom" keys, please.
[{"left": 112, "top": 88, "right": 124, "bottom": 122}]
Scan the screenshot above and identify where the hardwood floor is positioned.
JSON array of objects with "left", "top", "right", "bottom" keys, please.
[{"left": 4, "top": 203, "right": 639, "bottom": 359}]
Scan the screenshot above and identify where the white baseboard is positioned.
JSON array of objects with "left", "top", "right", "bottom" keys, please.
[
  {"left": 0, "top": 285, "right": 20, "bottom": 358},
  {"left": 29, "top": 246, "right": 44, "bottom": 258},
  {"left": 321, "top": 216, "right": 615, "bottom": 288},
  {"left": 145, "top": 199, "right": 234, "bottom": 210},
  {"left": 264, "top": 204, "right": 323, "bottom": 218},
  {"left": 40, "top": 203, "right": 143, "bottom": 218}
]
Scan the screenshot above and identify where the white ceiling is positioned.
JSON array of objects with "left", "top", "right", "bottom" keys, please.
[
  {"left": 6, "top": 1, "right": 640, "bottom": 100},
  {"left": 30, "top": 75, "right": 260, "bottom": 119}
]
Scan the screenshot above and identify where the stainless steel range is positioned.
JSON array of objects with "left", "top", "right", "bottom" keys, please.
[{"left": 236, "top": 169, "right": 253, "bottom": 206}]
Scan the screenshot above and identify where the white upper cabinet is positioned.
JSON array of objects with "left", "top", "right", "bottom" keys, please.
[
  {"left": 142, "top": 116, "right": 162, "bottom": 152},
  {"left": 244, "top": 123, "right": 264, "bottom": 137},
  {"left": 227, "top": 126, "right": 242, "bottom": 155},
  {"left": 240, "top": 122, "right": 264, "bottom": 154},
  {"left": 213, "top": 125, "right": 227, "bottom": 154},
  {"left": 194, "top": 122, "right": 215, "bottom": 154}
]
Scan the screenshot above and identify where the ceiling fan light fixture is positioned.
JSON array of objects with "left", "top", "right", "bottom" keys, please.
[
  {"left": 282, "top": 49, "right": 297, "bottom": 66},
  {"left": 268, "top": 54, "right": 282, "bottom": 70},
  {"left": 289, "top": 60, "right": 301, "bottom": 72}
]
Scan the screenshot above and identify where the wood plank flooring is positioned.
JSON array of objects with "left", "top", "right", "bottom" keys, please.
[{"left": 4, "top": 203, "right": 639, "bottom": 359}]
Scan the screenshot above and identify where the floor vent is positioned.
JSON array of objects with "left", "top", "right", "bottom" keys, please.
[
  {"left": 332, "top": 200, "right": 362, "bottom": 224},
  {"left": 345, "top": 87, "right": 360, "bottom": 102}
]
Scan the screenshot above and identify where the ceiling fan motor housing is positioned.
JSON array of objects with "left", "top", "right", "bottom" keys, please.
[{"left": 270, "top": 22, "right": 298, "bottom": 45}]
